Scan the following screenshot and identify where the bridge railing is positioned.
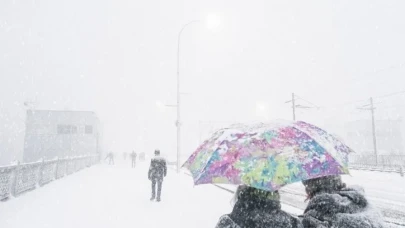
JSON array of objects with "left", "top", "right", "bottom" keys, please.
[
  {"left": 0, "top": 155, "right": 99, "bottom": 200},
  {"left": 349, "top": 155, "right": 405, "bottom": 176}
]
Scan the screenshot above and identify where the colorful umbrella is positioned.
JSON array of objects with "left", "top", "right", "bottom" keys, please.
[{"left": 182, "top": 120, "right": 353, "bottom": 192}]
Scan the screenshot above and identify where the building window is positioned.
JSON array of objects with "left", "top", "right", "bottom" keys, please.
[
  {"left": 57, "top": 125, "right": 78, "bottom": 134},
  {"left": 71, "top": 125, "right": 78, "bottom": 134},
  {"left": 57, "top": 125, "right": 69, "bottom": 134},
  {"left": 85, "top": 125, "right": 93, "bottom": 134}
]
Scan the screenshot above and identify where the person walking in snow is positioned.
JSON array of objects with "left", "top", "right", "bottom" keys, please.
[
  {"left": 105, "top": 152, "right": 114, "bottom": 165},
  {"left": 216, "top": 185, "right": 303, "bottom": 228},
  {"left": 148, "top": 149, "right": 167, "bottom": 202},
  {"left": 301, "top": 175, "right": 385, "bottom": 228},
  {"left": 130, "top": 151, "right": 137, "bottom": 168}
]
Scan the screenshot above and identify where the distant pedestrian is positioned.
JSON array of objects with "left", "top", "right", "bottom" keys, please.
[
  {"left": 105, "top": 152, "right": 114, "bottom": 165},
  {"left": 301, "top": 175, "right": 385, "bottom": 228},
  {"left": 130, "top": 151, "right": 137, "bottom": 168},
  {"left": 148, "top": 149, "right": 167, "bottom": 202}
]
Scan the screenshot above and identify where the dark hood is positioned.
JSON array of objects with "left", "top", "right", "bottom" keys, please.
[
  {"left": 227, "top": 197, "right": 302, "bottom": 228},
  {"left": 303, "top": 186, "right": 385, "bottom": 228}
]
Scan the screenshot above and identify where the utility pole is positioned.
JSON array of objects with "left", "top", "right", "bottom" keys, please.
[
  {"left": 358, "top": 97, "right": 378, "bottom": 165},
  {"left": 370, "top": 97, "right": 378, "bottom": 165},
  {"left": 285, "top": 93, "right": 315, "bottom": 121}
]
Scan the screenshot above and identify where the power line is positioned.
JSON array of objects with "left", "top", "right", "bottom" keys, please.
[
  {"left": 295, "top": 95, "right": 320, "bottom": 109},
  {"left": 340, "top": 60, "right": 405, "bottom": 86},
  {"left": 375, "top": 90, "right": 405, "bottom": 99},
  {"left": 357, "top": 98, "right": 378, "bottom": 165},
  {"left": 376, "top": 104, "right": 405, "bottom": 110},
  {"left": 336, "top": 99, "right": 370, "bottom": 107},
  {"left": 327, "top": 89, "right": 405, "bottom": 109},
  {"left": 285, "top": 93, "right": 320, "bottom": 120}
]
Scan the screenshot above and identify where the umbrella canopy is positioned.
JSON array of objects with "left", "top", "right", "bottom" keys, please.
[{"left": 183, "top": 120, "right": 353, "bottom": 192}]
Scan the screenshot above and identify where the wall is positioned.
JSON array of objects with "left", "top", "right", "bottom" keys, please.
[{"left": 23, "top": 110, "right": 101, "bottom": 162}]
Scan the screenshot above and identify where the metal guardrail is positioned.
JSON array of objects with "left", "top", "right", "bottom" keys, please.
[
  {"left": 0, "top": 155, "right": 99, "bottom": 200},
  {"left": 349, "top": 155, "right": 405, "bottom": 176},
  {"left": 350, "top": 155, "right": 405, "bottom": 167},
  {"left": 349, "top": 164, "right": 404, "bottom": 176},
  {"left": 167, "top": 161, "right": 177, "bottom": 166}
]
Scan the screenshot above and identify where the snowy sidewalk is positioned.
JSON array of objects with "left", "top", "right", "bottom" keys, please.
[
  {"left": 0, "top": 162, "right": 233, "bottom": 228},
  {"left": 2, "top": 161, "right": 401, "bottom": 227}
]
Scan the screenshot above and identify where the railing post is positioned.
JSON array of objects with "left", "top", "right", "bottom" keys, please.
[
  {"left": 2, "top": 166, "right": 15, "bottom": 199},
  {"left": 38, "top": 158, "right": 45, "bottom": 187},
  {"left": 74, "top": 158, "right": 77, "bottom": 172},
  {"left": 65, "top": 157, "right": 69, "bottom": 176},
  {"left": 11, "top": 162, "right": 20, "bottom": 197},
  {"left": 54, "top": 157, "right": 59, "bottom": 180}
]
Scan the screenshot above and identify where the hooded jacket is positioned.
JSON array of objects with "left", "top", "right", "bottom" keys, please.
[
  {"left": 302, "top": 186, "right": 385, "bottom": 228},
  {"left": 148, "top": 156, "right": 167, "bottom": 180},
  {"left": 216, "top": 188, "right": 302, "bottom": 228}
]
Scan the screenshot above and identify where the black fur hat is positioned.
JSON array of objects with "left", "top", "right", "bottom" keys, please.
[{"left": 302, "top": 175, "right": 346, "bottom": 199}]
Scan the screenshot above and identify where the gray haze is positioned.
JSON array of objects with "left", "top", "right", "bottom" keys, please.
[{"left": 1, "top": 0, "right": 405, "bottom": 164}]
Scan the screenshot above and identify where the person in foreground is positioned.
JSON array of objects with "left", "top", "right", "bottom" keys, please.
[
  {"left": 216, "top": 185, "right": 303, "bottom": 228},
  {"left": 148, "top": 149, "right": 167, "bottom": 202},
  {"left": 302, "top": 175, "right": 385, "bottom": 228}
]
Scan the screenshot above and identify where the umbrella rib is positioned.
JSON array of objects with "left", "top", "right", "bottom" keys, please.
[
  {"left": 193, "top": 128, "right": 244, "bottom": 182},
  {"left": 193, "top": 138, "right": 229, "bottom": 183},
  {"left": 194, "top": 152, "right": 215, "bottom": 183},
  {"left": 291, "top": 125, "right": 347, "bottom": 175},
  {"left": 190, "top": 130, "right": 225, "bottom": 182}
]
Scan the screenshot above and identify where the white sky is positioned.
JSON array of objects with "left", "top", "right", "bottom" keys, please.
[{"left": 1, "top": 0, "right": 405, "bottom": 164}]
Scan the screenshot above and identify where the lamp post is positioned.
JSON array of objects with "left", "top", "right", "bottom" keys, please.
[
  {"left": 175, "top": 15, "right": 221, "bottom": 173},
  {"left": 175, "top": 20, "right": 199, "bottom": 173}
]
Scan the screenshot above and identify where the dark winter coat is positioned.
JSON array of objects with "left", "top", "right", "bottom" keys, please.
[
  {"left": 302, "top": 186, "right": 385, "bottom": 228},
  {"left": 216, "top": 194, "right": 303, "bottom": 228},
  {"left": 148, "top": 156, "right": 167, "bottom": 180}
]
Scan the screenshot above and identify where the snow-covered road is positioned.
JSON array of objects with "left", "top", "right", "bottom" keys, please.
[
  {"left": 0, "top": 162, "right": 233, "bottom": 228},
  {"left": 0, "top": 161, "right": 403, "bottom": 227}
]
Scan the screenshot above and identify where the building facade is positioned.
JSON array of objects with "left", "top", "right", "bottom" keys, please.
[{"left": 23, "top": 110, "right": 102, "bottom": 162}]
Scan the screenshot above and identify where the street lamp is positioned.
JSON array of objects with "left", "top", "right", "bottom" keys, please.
[{"left": 175, "top": 16, "right": 220, "bottom": 173}]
